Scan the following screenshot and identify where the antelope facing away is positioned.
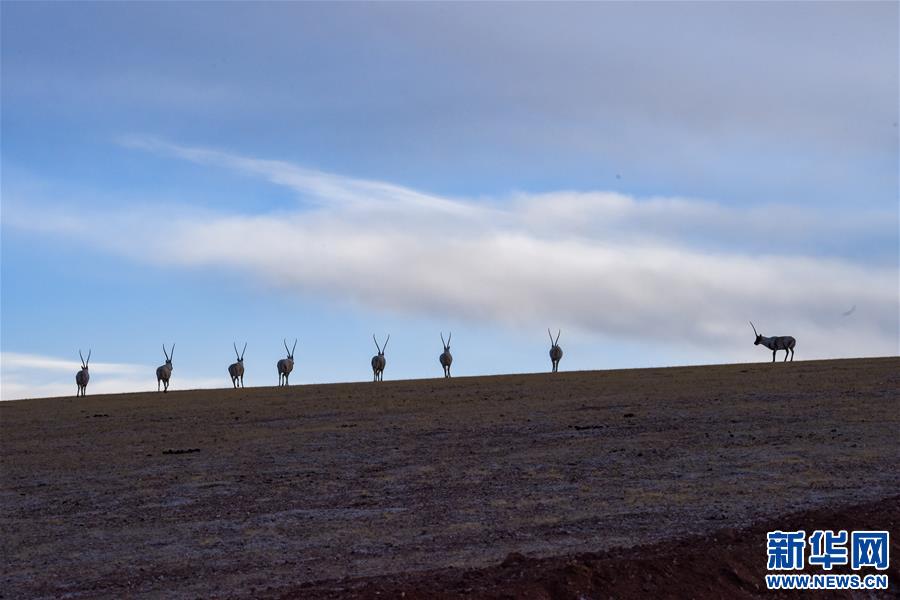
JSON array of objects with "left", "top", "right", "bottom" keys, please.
[
  {"left": 439, "top": 332, "right": 453, "bottom": 378},
  {"left": 548, "top": 329, "right": 563, "bottom": 373},
  {"left": 277, "top": 338, "right": 296, "bottom": 386},
  {"left": 228, "top": 342, "right": 247, "bottom": 388},
  {"left": 371, "top": 334, "right": 389, "bottom": 382},
  {"left": 156, "top": 344, "right": 174, "bottom": 392},
  {"left": 750, "top": 322, "right": 796, "bottom": 363},
  {"left": 75, "top": 349, "right": 91, "bottom": 397}
]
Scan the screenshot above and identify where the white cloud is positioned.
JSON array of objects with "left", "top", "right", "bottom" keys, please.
[
  {"left": 6, "top": 139, "right": 898, "bottom": 365},
  {"left": 0, "top": 352, "right": 223, "bottom": 401}
]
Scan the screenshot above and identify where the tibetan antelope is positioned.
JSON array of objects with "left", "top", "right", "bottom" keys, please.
[
  {"left": 750, "top": 322, "right": 796, "bottom": 363},
  {"left": 439, "top": 332, "right": 453, "bottom": 378},
  {"left": 371, "top": 334, "right": 389, "bottom": 382},
  {"left": 75, "top": 349, "right": 91, "bottom": 397},
  {"left": 548, "top": 329, "right": 563, "bottom": 373},
  {"left": 156, "top": 344, "right": 174, "bottom": 392},
  {"left": 277, "top": 338, "right": 296, "bottom": 386},
  {"left": 228, "top": 342, "right": 247, "bottom": 388}
]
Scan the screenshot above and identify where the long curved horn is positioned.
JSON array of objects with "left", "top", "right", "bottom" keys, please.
[
  {"left": 383, "top": 334, "right": 390, "bottom": 352},
  {"left": 441, "top": 332, "right": 446, "bottom": 348},
  {"left": 447, "top": 332, "right": 451, "bottom": 345},
  {"left": 79, "top": 349, "right": 86, "bottom": 369},
  {"left": 373, "top": 334, "right": 380, "bottom": 353},
  {"left": 163, "top": 343, "right": 169, "bottom": 361},
  {"left": 291, "top": 339, "right": 297, "bottom": 356},
  {"left": 749, "top": 321, "right": 759, "bottom": 336},
  {"left": 169, "top": 344, "right": 174, "bottom": 360},
  {"left": 284, "top": 338, "right": 290, "bottom": 355},
  {"left": 234, "top": 342, "right": 240, "bottom": 360},
  {"left": 86, "top": 349, "right": 91, "bottom": 366},
  {"left": 548, "top": 328, "right": 554, "bottom": 345},
  {"left": 241, "top": 342, "right": 247, "bottom": 360},
  {"left": 555, "top": 330, "right": 561, "bottom": 345}
]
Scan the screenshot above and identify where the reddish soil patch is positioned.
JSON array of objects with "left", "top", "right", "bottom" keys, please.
[{"left": 284, "top": 494, "right": 899, "bottom": 599}]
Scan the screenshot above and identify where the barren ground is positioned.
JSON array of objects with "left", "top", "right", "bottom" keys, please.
[{"left": 1, "top": 357, "right": 898, "bottom": 598}]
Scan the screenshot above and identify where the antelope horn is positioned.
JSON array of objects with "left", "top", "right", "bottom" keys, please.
[
  {"left": 86, "top": 349, "right": 91, "bottom": 366},
  {"left": 234, "top": 342, "right": 240, "bottom": 359},
  {"left": 555, "top": 330, "right": 561, "bottom": 345},
  {"left": 292, "top": 339, "right": 297, "bottom": 355},
  {"left": 548, "top": 328, "right": 554, "bottom": 344},
  {"left": 373, "top": 334, "right": 380, "bottom": 353},
  {"left": 284, "top": 338, "right": 290, "bottom": 354},
  {"left": 441, "top": 332, "right": 446, "bottom": 347},
  {"left": 383, "top": 334, "right": 390, "bottom": 351},
  {"left": 79, "top": 349, "right": 86, "bottom": 368},
  {"left": 242, "top": 342, "right": 247, "bottom": 359},
  {"left": 749, "top": 321, "right": 759, "bottom": 336}
]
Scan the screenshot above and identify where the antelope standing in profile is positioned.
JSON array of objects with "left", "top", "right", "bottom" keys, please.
[
  {"left": 439, "top": 332, "right": 453, "bottom": 378},
  {"left": 548, "top": 329, "right": 563, "bottom": 373},
  {"left": 277, "top": 338, "right": 296, "bottom": 386},
  {"left": 75, "top": 349, "right": 91, "bottom": 397},
  {"left": 156, "top": 344, "right": 174, "bottom": 392},
  {"left": 371, "top": 334, "right": 389, "bottom": 382},
  {"left": 228, "top": 342, "right": 247, "bottom": 388},
  {"left": 750, "top": 322, "right": 796, "bottom": 363}
]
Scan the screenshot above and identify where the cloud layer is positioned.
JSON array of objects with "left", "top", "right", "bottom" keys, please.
[
  {"left": 0, "top": 352, "right": 221, "bottom": 400},
  {"left": 6, "top": 138, "right": 897, "bottom": 367}
]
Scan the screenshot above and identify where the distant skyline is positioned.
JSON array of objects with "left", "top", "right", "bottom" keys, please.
[{"left": 2, "top": 2, "right": 897, "bottom": 399}]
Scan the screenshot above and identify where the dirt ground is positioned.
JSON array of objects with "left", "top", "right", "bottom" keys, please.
[
  {"left": 1, "top": 357, "right": 898, "bottom": 598},
  {"left": 283, "top": 493, "right": 900, "bottom": 599}
]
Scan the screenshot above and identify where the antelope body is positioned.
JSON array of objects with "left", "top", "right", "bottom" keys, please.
[
  {"left": 750, "top": 322, "right": 795, "bottom": 362},
  {"left": 156, "top": 344, "right": 174, "bottom": 392},
  {"left": 228, "top": 342, "right": 247, "bottom": 388},
  {"left": 548, "top": 329, "right": 563, "bottom": 373},
  {"left": 75, "top": 349, "right": 91, "bottom": 397},
  {"left": 277, "top": 339, "right": 297, "bottom": 386},
  {"left": 439, "top": 332, "right": 453, "bottom": 378},
  {"left": 371, "top": 334, "right": 389, "bottom": 382}
]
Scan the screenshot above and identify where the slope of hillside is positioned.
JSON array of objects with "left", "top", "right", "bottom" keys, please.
[{"left": 2, "top": 357, "right": 898, "bottom": 598}]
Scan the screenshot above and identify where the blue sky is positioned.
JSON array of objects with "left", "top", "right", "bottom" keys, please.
[{"left": 2, "top": 2, "right": 897, "bottom": 399}]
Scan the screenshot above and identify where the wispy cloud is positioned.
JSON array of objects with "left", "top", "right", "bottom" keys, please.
[
  {"left": 5, "top": 138, "right": 898, "bottom": 362},
  {"left": 0, "top": 352, "right": 221, "bottom": 400}
]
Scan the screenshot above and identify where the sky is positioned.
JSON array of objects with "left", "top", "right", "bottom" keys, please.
[{"left": 1, "top": 2, "right": 898, "bottom": 400}]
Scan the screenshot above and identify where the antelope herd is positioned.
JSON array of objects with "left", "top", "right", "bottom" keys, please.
[{"left": 72, "top": 323, "right": 796, "bottom": 396}]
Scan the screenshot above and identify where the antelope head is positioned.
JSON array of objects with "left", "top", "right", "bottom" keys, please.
[
  {"left": 234, "top": 342, "right": 247, "bottom": 363},
  {"left": 373, "top": 334, "right": 389, "bottom": 357},
  {"left": 284, "top": 338, "right": 297, "bottom": 360},
  {"left": 79, "top": 349, "right": 91, "bottom": 371},
  {"left": 548, "top": 328, "right": 561, "bottom": 349},
  {"left": 749, "top": 322, "right": 762, "bottom": 345}
]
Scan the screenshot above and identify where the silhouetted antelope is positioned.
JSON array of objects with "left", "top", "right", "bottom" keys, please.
[
  {"left": 157, "top": 344, "right": 174, "bottom": 392},
  {"left": 75, "top": 349, "right": 91, "bottom": 397},
  {"left": 548, "top": 329, "right": 563, "bottom": 373},
  {"left": 371, "top": 334, "right": 389, "bottom": 382},
  {"left": 277, "top": 338, "right": 296, "bottom": 386},
  {"left": 750, "top": 322, "right": 795, "bottom": 363},
  {"left": 228, "top": 342, "right": 247, "bottom": 388},
  {"left": 439, "top": 332, "right": 453, "bottom": 378}
]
